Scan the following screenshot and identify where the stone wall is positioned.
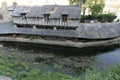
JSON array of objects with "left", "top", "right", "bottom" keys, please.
[{"left": 0, "top": 1, "right": 12, "bottom": 23}]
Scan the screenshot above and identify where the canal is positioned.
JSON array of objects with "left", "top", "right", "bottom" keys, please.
[{"left": 0, "top": 42, "right": 120, "bottom": 76}]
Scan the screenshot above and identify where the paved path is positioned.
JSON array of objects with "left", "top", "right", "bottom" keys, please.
[
  {"left": 0, "top": 22, "right": 120, "bottom": 39},
  {"left": 0, "top": 76, "right": 12, "bottom": 80}
]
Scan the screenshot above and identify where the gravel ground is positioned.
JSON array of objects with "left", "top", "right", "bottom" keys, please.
[{"left": 0, "top": 76, "right": 13, "bottom": 80}]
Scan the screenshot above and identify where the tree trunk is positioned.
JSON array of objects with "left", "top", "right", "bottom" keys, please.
[
  {"left": 83, "top": 9, "right": 86, "bottom": 16},
  {"left": 79, "top": 0, "right": 83, "bottom": 21},
  {"left": 95, "top": 0, "right": 97, "bottom": 4}
]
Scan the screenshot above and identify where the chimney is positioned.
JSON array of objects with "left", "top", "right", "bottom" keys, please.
[
  {"left": 12, "top": 2, "right": 17, "bottom": 10},
  {"left": 49, "top": 4, "right": 57, "bottom": 14}
]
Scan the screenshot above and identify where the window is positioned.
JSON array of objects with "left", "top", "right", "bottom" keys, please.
[
  {"left": 20, "top": 13, "right": 26, "bottom": 20},
  {"left": 62, "top": 14, "right": 68, "bottom": 22},
  {"left": 44, "top": 14, "right": 50, "bottom": 22},
  {"left": 0, "top": 14, "right": 3, "bottom": 20}
]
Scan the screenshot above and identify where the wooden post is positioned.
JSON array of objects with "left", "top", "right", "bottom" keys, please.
[
  {"left": 54, "top": 27, "right": 57, "bottom": 30},
  {"left": 13, "top": 34, "right": 16, "bottom": 38},
  {"left": 33, "top": 25, "right": 37, "bottom": 29},
  {"left": 14, "top": 24, "right": 17, "bottom": 28},
  {"left": 0, "top": 44, "right": 3, "bottom": 48}
]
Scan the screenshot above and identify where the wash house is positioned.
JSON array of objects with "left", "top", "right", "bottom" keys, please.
[{"left": 12, "top": 5, "right": 81, "bottom": 30}]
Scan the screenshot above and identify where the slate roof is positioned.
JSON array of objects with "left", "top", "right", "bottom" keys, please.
[
  {"left": 26, "top": 5, "right": 55, "bottom": 17},
  {"left": 12, "top": 5, "right": 81, "bottom": 19},
  {"left": 49, "top": 5, "right": 81, "bottom": 19},
  {"left": 12, "top": 6, "right": 31, "bottom": 16},
  {"left": 7, "top": 6, "right": 14, "bottom": 11}
]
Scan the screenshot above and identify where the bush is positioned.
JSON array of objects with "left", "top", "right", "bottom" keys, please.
[
  {"left": 80, "top": 15, "right": 96, "bottom": 23},
  {"left": 80, "top": 13, "right": 117, "bottom": 23},
  {"left": 97, "top": 13, "right": 117, "bottom": 22}
]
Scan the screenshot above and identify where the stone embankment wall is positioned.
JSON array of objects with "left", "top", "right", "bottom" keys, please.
[
  {"left": 78, "top": 22, "right": 120, "bottom": 39},
  {"left": 0, "top": 22, "right": 120, "bottom": 48},
  {"left": 0, "top": 22, "right": 120, "bottom": 39}
]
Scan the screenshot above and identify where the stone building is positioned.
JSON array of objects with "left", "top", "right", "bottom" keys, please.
[
  {"left": 0, "top": 1, "right": 16, "bottom": 23},
  {"left": 0, "top": 1, "right": 17, "bottom": 23},
  {"left": 0, "top": 0, "right": 69, "bottom": 23}
]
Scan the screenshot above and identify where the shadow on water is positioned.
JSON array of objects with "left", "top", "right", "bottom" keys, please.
[{"left": 1, "top": 41, "right": 120, "bottom": 56}]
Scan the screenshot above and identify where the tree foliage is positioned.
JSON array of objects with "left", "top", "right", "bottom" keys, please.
[
  {"left": 88, "top": 0, "right": 105, "bottom": 16},
  {"left": 69, "top": 0, "right": 105, "bottom": 16},
  {"left": 90, "top": 4, "right": 104, "bottom": 16},
  {"left": 69, "top": 0, "right": 86, "bottom": 5},
  {"left": 69, "top": 0, "right": 79, "bottom": 5}
]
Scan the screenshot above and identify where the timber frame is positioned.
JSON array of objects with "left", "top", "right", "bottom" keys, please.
[{"left": 12, "top": 5, "right": 81, "bottom": 30}]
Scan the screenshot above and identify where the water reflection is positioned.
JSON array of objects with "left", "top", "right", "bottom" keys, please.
[{"left": 96, "top": 48, "right": 120, "bottom": 68}]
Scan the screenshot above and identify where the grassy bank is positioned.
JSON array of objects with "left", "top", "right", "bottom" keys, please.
[
  {"left": 0, "top": 48, "right": 120, "bottom": 80},
  {"left": 1, "top": 50, "right": 120, "bottom": 80},
  {"left": 0, "top": 51, "right": 75, "bottom": 80},
  {"left": 80, "top": 64, "right": 120, "bottom": 80},
  {"left": 22, "top": 64, "right": 120, "bottom": 80}
]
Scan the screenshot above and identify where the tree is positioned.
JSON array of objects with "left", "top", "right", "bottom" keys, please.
[
  {"left": 69, "top": 0, "right": 80, "bottom": 5},
  {"left": 90, "top": 4, "right": 104, "bottom": 16},
  {"left": 69, "top": 0, "right": 105, "bottom": 16},
  {"left": 69, "top": 0, "right": 83, "bottom": 8},
  {"left": 69, "top": 0, "right": 87, "bottom": 15},
  {"left": 88, "top": 0, "right": 105, "bottom": 16}
]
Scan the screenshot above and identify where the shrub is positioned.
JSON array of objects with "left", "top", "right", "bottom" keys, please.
[
  {"left": 80, "top": 15, "right": 96, "bottom": 23},
  {"left": 97, "top": 13, "right": 117, "bottom": 22},
  {"left": 80, "top": 13, "right": 117, "bottom": 23}
]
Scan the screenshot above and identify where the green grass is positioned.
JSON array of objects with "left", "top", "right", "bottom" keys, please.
[
  {"left": 1, "top": 52, "right": 120, "bottom": 80},
  {"left": 79, "top": 64, "right": 120, "bottom": 80},
  {"left": 0, "top": 52, "right": 76, "bottom": 80}
]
